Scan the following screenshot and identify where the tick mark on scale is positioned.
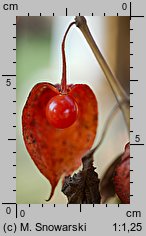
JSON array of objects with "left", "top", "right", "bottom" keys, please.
[
  {"left": 2, "top": 75, "right": 16, "bottom": 76},
  {"left": 130, "top": 143, "right": 145, "bottom": 146}
]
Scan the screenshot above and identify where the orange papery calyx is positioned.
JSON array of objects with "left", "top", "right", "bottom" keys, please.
[{"left": 22, "top": 21, "right": 98, "bottom": 201}]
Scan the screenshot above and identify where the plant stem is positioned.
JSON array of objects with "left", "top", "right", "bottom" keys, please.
[{"left": 75, "top": 16, "right": 130, "bottom": 131}]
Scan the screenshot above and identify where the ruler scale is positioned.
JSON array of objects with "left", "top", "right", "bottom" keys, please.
[{"left": 0, "top": 0, "right": 146, "bottom": 235}]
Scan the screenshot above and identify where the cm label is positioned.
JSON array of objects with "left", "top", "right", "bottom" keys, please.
[{"left": 3, "top": 3, "right": 18, "bottom": 10}]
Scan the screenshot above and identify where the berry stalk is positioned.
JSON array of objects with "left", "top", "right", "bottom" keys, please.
[{"left": 61, "top": 22, "right": 76, "bottom": 94}]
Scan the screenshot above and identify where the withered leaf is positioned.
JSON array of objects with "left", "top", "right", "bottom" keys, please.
[{"left": 62, "top": 150, "right": 101, "bottom": 204}]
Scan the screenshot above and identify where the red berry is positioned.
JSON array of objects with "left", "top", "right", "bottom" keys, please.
[
  {"left": 113, "top": 143, "right": 130, "bottom": 203},
  {"left": 46, "top": 94, "right": 78, "bottom": 129}
]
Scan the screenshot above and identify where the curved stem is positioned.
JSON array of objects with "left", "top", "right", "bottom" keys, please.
[
  {"left": 61, "top": 22, "right": 76, "bottom": 94},
  {"left": 75, "top": 16, "right": 130, "bottom": 131},
  {"left": 84, "top": 99, "right": 129, "bottom": 158},
  {"left": 93, "top": 99, "right": 129, "bottom": 152}
]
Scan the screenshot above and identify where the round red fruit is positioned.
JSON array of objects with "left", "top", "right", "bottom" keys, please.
[{"left": 46, "top": 94, "right": 78, "bottom": 129}]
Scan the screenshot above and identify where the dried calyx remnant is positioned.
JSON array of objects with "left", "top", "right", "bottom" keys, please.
[{"left": 62, "top": 150, "right": 101, "bottom": 204}]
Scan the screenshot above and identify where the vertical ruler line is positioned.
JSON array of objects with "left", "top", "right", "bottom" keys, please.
[
  {"left": 130, "top": 2, "right": 132, "bottom": 20},
  {"left": 80, "top": 204, "right": 82, "bottom": 212},
  {"left": 16, "top": 204, "right": 18, "bottom": 218}
]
